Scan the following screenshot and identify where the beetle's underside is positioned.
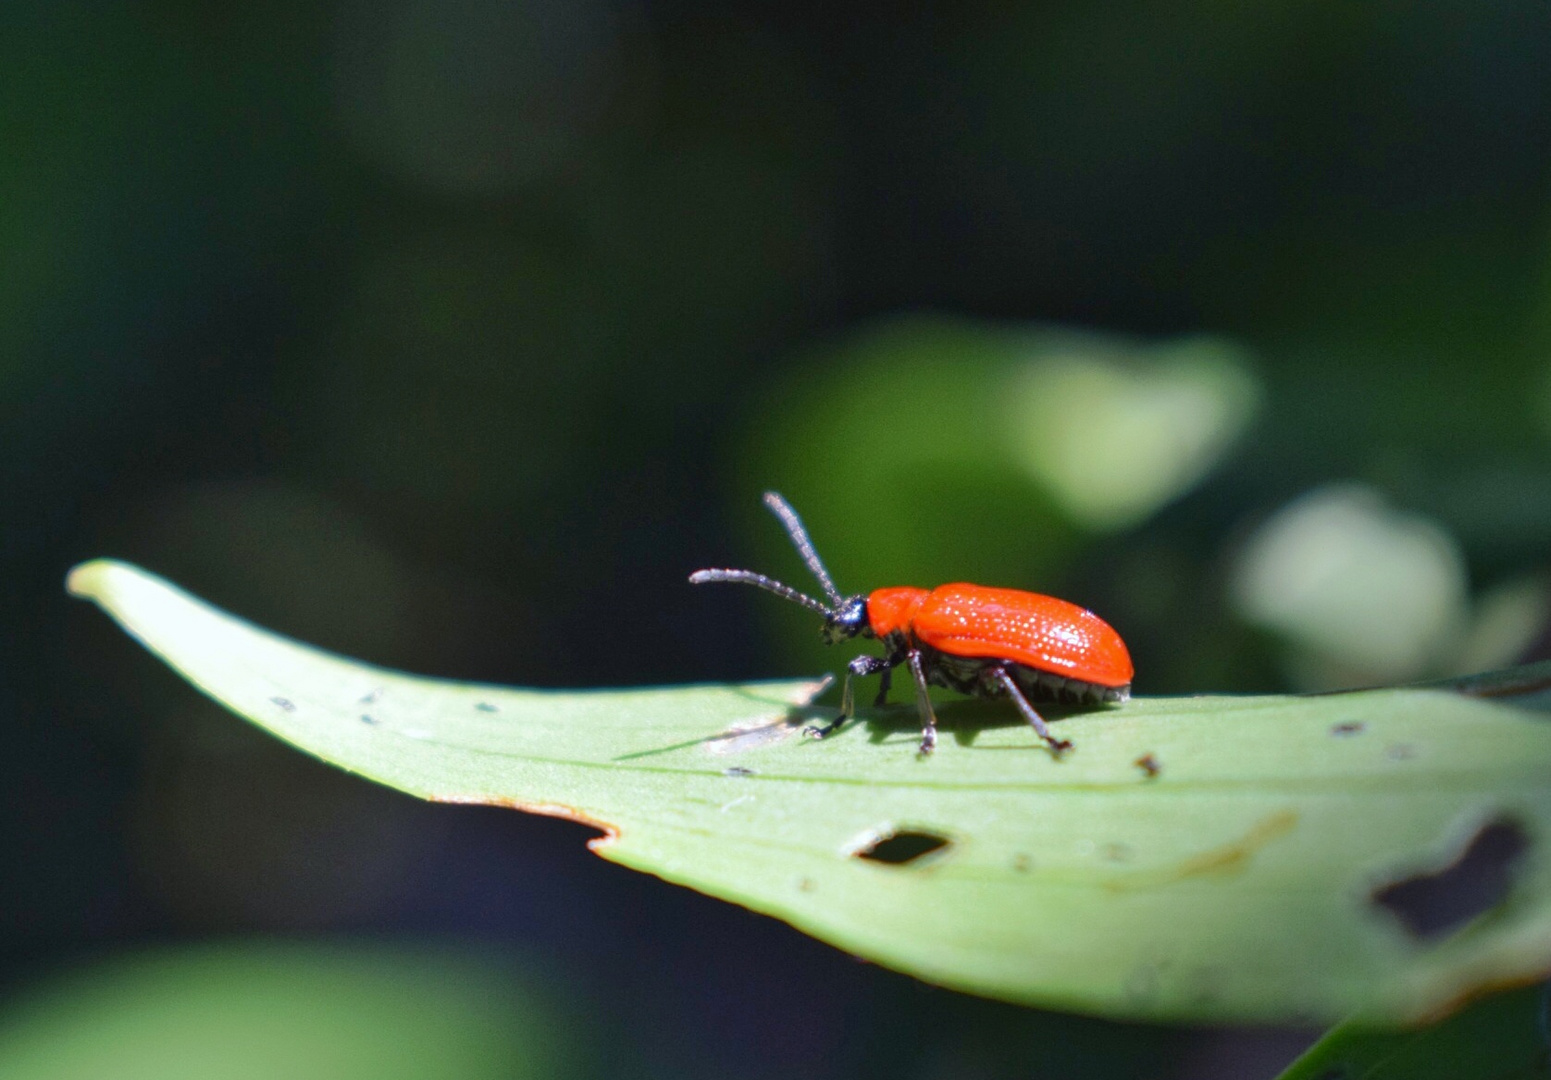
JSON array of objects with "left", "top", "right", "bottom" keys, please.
[{"left": 921, "top": 646, "right": 1130, "bottom": 705}]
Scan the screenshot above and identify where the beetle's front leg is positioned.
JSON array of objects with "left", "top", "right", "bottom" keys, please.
[
  {"left": 907, "top": 648, "right": 939, "bottom": 756},
  {"left": 804, "top": 653, "right": 896, "bottom": 740}
]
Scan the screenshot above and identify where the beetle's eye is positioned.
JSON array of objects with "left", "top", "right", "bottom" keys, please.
[{"left": 832, "top": 596, "right": 868, "bottom": 635}]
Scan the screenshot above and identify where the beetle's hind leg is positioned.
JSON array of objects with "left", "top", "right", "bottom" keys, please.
[
  {"left": 804, "top": 653, "right": 895, "bottom": 740},
  {"left": 990, "top": 667, "right": 1073, "bottom": 756}
]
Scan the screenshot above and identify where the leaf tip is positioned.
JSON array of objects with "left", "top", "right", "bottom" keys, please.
[{"left": 66, "top": 558, "right": 128, "bottom": 601}]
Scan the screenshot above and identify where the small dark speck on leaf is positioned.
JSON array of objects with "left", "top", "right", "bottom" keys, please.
[
  {"left": 360, "top": 714, "right": 379, "bottom": 725},
  {"left": 1135, "top": 753, "right": 1161, "bottom": 778},
  {"left": 1385, "top": 743, "right": 1417, "bottom": 761},
  {"left": 723, "top": 766, "right": 755, "bottom": 778},
  {"left": 1184, "top": 966, "right": 1225, "bottom": 1005},
  {"left": 1012, "top": 854, "right": 1032, "bottom": 872},
  {"left": 1371, "top": 818, "right": 1530, "bottom": 940},
  {"left": 359, "top": 688, "right": 383, "bottom": 705},
  {"left": 797, "top": 877, "right": 816, "bottom": 892},
  {"left": 475, "top": 702, "right": 498, "bottom": 713},
  {"left": 1331, "top": 721, "right": 1365, "bottom": 737},
  {"left": 270, "top": 697, "right": 296, "bottom": 712},
  {"left": 1123, "top": 965, "right": 1161, "bottom": 1004},
  {"left": 1102, "top": 843, "right": 1132, "bottom": 863},
  {"left": 855, "top": 831, "right": 952, "bottom": 866}
]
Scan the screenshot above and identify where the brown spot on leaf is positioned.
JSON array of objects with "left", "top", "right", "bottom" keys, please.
[
  {"left": 1450, "top": 670, "right": 1551, "bottom": 699},
  {"left": 1106, "top": 810, "right": 1299, "bottom": 891},
  {"left": 1413, "top": 969, "right": 1551, "bottom": 1026},
  {"left": 1175, "top": 811, "right": 1299, "bottom": 878},
  {"left": 431, "top": 794, "right": 619, "bottom": 850},
  {"left": 1102, "top": 842, "right": 1133, "bottom": 863}
]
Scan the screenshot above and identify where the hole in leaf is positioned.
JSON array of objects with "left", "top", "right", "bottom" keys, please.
[
  {"left": 854, "top": 830, "right": 951, "bottom": 866},
  {"left": 1371, "top": 818, "right": 1530, "bottom": 940}
]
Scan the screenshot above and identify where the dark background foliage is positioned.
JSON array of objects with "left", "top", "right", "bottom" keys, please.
[{"left": 4, "top": 1, "right": 1550, "bottom": 1077}]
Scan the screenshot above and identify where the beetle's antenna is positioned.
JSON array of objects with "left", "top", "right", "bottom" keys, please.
[
  {"left": 688, "top": 569, "right": 834, "bottom": 618},
  {"left": 761, "top": 492, "right": 843, "bottom": 606}
]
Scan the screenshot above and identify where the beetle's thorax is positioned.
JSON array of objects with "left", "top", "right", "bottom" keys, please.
[{"left": 866, "top": 586, "right": 929, "bottom": 640}]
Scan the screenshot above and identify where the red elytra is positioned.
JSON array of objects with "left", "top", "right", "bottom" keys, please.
[
  {"left": 691, "top": 493, "right": 1133, "bottom": 757},
  {"left": 866, "top": 584, "right": 1134, "bottom": 689}
]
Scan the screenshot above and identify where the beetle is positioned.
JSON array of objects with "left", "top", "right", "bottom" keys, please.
[{"left": 690, "top": 492, "right": 1133, "bottom": 756}]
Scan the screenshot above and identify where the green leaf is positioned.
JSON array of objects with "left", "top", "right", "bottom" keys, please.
[
  {"left": 68, "top": 559, "right": 1551, "bottom": 1025},
  {"left": 1274, "top": 982, "right": 1551, "bottom": 1080},
  {"left": 0, "top": 942, "right": 561, "bottom": 1080}
]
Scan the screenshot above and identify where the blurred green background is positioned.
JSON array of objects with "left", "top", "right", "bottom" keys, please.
[{"left": 5, "top": 1, "right": 1551, "bottom": 1077}]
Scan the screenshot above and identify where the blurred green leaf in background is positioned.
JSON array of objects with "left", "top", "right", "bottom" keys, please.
[
  {"left": 0, "top": 942, "right": 565, "bottom": 1080},
  {"left": 1276, "top": 981, "right": 1551, "bottom": 1080}
]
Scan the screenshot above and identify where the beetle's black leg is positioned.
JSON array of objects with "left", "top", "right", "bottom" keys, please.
[
  {"left": 873, "top": 665, "right": 893, "bottom": 708},
  {"left": 907, "top": 649, "right": 938, "bottom": 756},
  {"left": 991, "top": 667, "right": 1073, "bottom": 755},
  {"left": 805, "top": 654, "right": 894, "bottom": 740}
]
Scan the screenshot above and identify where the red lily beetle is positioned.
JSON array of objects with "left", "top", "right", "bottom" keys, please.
[{"left": 691, "top": 492, "right": 1133, "bottom": 756}]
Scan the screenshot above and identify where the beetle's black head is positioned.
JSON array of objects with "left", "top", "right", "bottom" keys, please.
[{"left": 822, "top": 594, "right": 870, "bottom": 644}]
